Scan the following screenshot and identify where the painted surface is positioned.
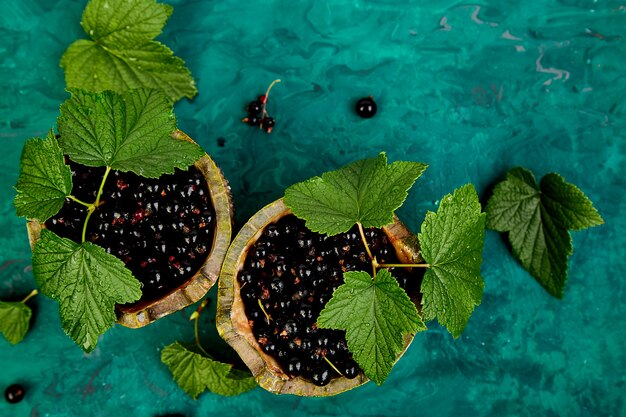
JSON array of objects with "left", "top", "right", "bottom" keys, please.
[{"left": 0, "top": 1, "right": 624, "bottom": 416}]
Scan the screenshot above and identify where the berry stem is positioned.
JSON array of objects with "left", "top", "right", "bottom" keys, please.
[
  {"left": 260, "top": 79, "right": 281, "bottom": 121},
  {"left": 257, "top": 298, "right": 272, "bottom": 324},
  {"left": 357, "top": 223, "right": 377, "bottom": 277},
  {"left": 20, "top": 289, "right": 38, "bottom": 304},
  {"left": 323, "top": 355, "right": 344, "bottom": 377}
]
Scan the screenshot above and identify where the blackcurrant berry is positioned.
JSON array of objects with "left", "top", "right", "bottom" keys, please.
[
  {"left": 261, "top": 117, "right": 275, "bottom": 131},
  {"left": 311, "top": 367, "right": 332, "bottom": 386},
  {"left": 246, "top": 100, "right": 262, "bottom": 115},
  {"left": 244, "top": 116, "right": 261, "bottom": 126},
  {"left": 355, "top": 96, "right": 377, "bottom": 118},
  {"left": 343, "top": 359, "right": 360, "bottom": 379},
  {"left": 4, "top": 384, "right": 25, "bottom": 404},
  {"left": 287, "top": 357, "right": 303, "bottom": 376}
]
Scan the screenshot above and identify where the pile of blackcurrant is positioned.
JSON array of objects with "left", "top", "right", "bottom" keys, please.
[
  {"left": 46, "top": 162, "right": 216, "bottom": 301},
  {"left": 237, "top": 215, "right": 421, "bottom": 387},
  {"left": 242, "top": 79, "right": 281, "bottom": 133}
]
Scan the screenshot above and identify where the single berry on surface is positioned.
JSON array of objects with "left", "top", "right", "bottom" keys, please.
[
  {"left": 355, "top": 96, "right": 377, "bottom": 118},
  {"left": 4, "top": 384, "right": 25, "bottom": 404}
]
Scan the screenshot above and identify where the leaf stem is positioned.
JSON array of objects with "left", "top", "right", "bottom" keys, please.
[
  {"left": 191, "top": 299, "right": 211, "bottom": 358},
  {"left": 375, "top": 262, "right": 430, "bottom": 268},
  {"left": 68, "top": 195, "right": 92, "bottom": 207},
  {"left": 357, "top": 223, "right": 377, "bottom": 277},
  {"left": 21, "top": 289, "right": 38, "bottom": 303},
  {"left": 95, "top": 166, "right": 112, "bottom": 208},
  {"left": 323, "top": 355, "right": 344, "bottom": 377},
  {"left": 80, "top": 166, "right": 112, "bottom": 243},
  {"left": 81, "top": 211, "right": 93, "bottom": 244},
  {"left": 189, "top": 298, "right": 209, "bottom": 321}
]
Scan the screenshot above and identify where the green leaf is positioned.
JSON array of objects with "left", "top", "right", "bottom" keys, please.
[
  {"left": 161, "top": 342, "right": 257, "bottom": 399},
  {"left": 32, "top": 229, "right": 142, "bottom": 352},
  {"left": 14, "top": 131, "right": 73, "bottom": 222},
  {"left": 58, "top": 88, "right": 204, "bottom": 177},
  {"left": 485, "top": 167, "right": 603, "bottom": 298},
  {"left": 0, "top": 301, "right": 33, "bottom": 345},
  {"left": 539, "top": 173, "right": 605, "bottom": 230},
  {"left": 60, "top": 0, "right": 196, "bottom": 102},
  {"left": 284, "top": 153, "right": 428, "bottom": 236},
  {"left": 419, "top": 184, "right": 486, "bottom": 338},
  {"left": 317, "top": 270, "right": 425, "bottom": 385}
]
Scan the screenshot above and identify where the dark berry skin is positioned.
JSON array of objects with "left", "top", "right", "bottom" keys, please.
[
  {"left": 311, "top": 367, "right": 332, "bottom": 386},
  {"left": 261, "top": 117, "right": 276, "bottom": 129},
  {"left": 5, "top": 384, "right": 25, "bottom": 404},
  {"left": 245, "top": 116, "right": 261, "bottom": 126},
  {"left": 355, "top": 96, "right": 377, "bottom": 118},
  {"left": 246, "top": 100, "right": 263, "bottom": 116},
  {"left": 261, "top": 117, "right": 275, "bottom": 132}
]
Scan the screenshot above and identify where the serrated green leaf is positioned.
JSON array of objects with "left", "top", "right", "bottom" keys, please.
[
  {"left": 14, "top": 131, "right": 73, "bottom": 222},
  {"left": 485, "top": 167, "right": 603, "bottom": 298},
  {"left": 0, "top": 301, "right": 32, "bottom": 345},
  {"left": 161, "top": 342, "right": 257, "bottom": 399},
  {"left": 419, "top": 184, "right": 486, "bottom": 338},
  {"left": 57, "top": 88, "right": 204, "bottom": 177},
  {"left": 81, "top": 0, "right": 172, "bottom": 48},
  {"left": 32, "top": 229, "right": 141, "bottom": 352},
  {"left": 317, "top": 270, "right": 425, "bottom": 385},
  {"left": 540, "top": 173, "right": 604, "bottom": 230},
  {"left": 284, "top": 153, "right": 428, "bottom": 236},
  {"left": 60, "top": 0, "right": 196, "bottom": 102}
]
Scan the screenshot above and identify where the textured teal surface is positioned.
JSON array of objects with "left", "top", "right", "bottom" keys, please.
[{"left": 1, "top": 1, "right": 625, "bottom": 416}]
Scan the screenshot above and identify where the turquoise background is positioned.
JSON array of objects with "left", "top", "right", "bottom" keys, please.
[{"left": 1, "top": 0, "right": 625, "bottom": 416}]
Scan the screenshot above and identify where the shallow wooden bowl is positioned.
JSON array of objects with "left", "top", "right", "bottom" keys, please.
[
  {"left": 26, "top": 130, "right": 233, "bottom": 328},
  {"left": 216, "top": 198, "right": 421, "bottom": 396}
]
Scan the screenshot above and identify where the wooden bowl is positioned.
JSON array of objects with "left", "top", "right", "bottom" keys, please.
[
  {"left": 26, "top": 130, "right": 233, "bottom": 328},
  {"left": 216, "top": 198, "right": 421, "bottom": 396}
]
